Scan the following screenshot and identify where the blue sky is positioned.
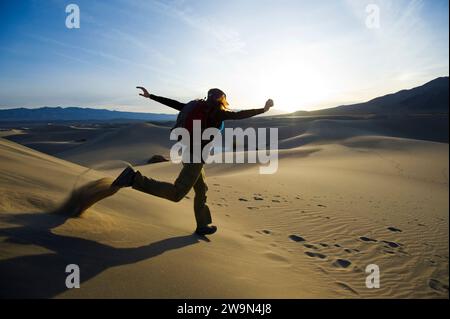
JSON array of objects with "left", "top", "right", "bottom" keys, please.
[{"left": 0, "top": 0, "right": 448, "bottom": 113}]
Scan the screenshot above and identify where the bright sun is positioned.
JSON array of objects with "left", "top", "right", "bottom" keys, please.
[{"left": 253, "top": 50, "right": 335, "bottom": 113}]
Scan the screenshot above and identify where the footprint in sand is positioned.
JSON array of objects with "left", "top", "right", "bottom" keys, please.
[
  {"left": 247, "top": 206, "right": 258, "bottom": 210},
  {"left": 304, "top": 243, "right": 318, "bottom": 250},
  {"left": 359, "top": 236, "right": 377, "bottom": 243},
  {"left": 238, "top": 198, "right": 248, "bottom": 202},
  {"left": 305, "top": 251, "right": 327, "bottom": 259},
  {"left": 289, "top": 234, "right": 306, "bottom": 242},
  {"left": 253, "top": 196, "right": 264, "bottom": 201},
  {"left": 382, "top": 240, "right": 401, "bottom": 248},
  {"left": 428, "top": 279, "right": 449, "bottom": 293},
  {"left": 271, "top": 199, "right": 281, "bottom": 203},
  {"left": 332, "top": 259, "right": 352, "bottom": 268},
  {"left": 343, "top": 248, "right": 360, "bottom": 254},
  {"left": 262, "top": 229, "right": 271, "bottom": 234},
  {"left": 387, "top": 226, "right": 402, "bottom": 233}
]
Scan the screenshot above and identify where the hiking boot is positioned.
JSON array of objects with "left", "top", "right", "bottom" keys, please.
[
  {"left": 195, "top": 225, "right": 217, "bottom": 236},
  {"left": 112, "top": 166, "right": 136, "bottom": 188}
]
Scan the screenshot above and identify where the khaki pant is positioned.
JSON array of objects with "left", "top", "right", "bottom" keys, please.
[{"left": 132, "top": 163, "right": 212, "bottom": 228}]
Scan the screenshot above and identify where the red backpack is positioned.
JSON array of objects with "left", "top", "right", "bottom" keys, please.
[{"left": 172, "top": 99, "right": 214, "bottom": 134}]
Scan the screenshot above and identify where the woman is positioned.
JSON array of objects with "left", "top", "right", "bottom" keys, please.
[{"left": 112, "top": 87, "right": 274, "bottom": 235}]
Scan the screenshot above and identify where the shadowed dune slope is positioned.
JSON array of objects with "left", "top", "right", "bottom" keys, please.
[
  {"left": 0, "top": 138, "right": 326, "bottom": 298},
  {"left": 56, "top": 123, "right": 173, "bottom": 166}
]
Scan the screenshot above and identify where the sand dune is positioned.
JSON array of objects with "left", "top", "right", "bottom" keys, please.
[
  {"left": 0, "top": 128, "right": 448, "bottom": 298},
  {"left": 56, "top": 122, "right": 174, "bottom": 166},
  {"left": 3, "top": 113, "right": 447, "bottom": 167},
  {"left": 3, "top": 122, "right": 173, "bottom": 166},
  {"left": 0, "top": 138, "right": 323, "bottom": 298},
  {"left": 4, "top": 124, "right": 109, "bottom": 154}
]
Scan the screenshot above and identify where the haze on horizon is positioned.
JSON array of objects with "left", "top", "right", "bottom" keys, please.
[{"left": 0, "top": 0, "right": 448, "bottom": 114}]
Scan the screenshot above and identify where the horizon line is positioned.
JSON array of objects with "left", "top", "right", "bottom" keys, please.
[{"left": 0, "top": 75, "right": 448, "bottom": 114}]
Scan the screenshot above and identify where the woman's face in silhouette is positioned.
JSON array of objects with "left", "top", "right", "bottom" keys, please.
[{"left": 207, "top": 91, "right": 228, "bottom": 110}]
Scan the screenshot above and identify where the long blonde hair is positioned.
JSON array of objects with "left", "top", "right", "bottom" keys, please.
[
  {"left": 217, "top": 94, "right": 229, "bottom": 111},
  {"left": 207, "top": 88, "right": 229, "bottom": 111}
]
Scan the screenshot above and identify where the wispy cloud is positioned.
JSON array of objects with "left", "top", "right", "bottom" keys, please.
[
  {"left": 343, "top": 0, "right": 446, "bottom": 85},
  {"left": 27, "top": 33, "right": 198, "bottom": 92},
  {"left": 128, "top": 0, "right": 246, "bottom": 54},
  {"left": 101, "top": 28, "right": 176, "bottom": 66}
]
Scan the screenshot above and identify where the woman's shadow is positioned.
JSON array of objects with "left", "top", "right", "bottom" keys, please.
[{"left": 0, "top": 211, "right": 202, "bottom": 298}]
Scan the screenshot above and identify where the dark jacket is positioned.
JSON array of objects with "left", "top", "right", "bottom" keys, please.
[
  {"left": 149, "top": 94, "right": 266, "bottom": 162},
  {"left": 149, "top": 94, "right": 266, "bottom": 125}
]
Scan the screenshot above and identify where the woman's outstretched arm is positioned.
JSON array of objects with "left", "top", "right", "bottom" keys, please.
[
  {"left": 220, "top": 99, "right": 274, "bottom": 120},
  {"left": 136, "top": 86, "right": 185, "bottom": 111}
]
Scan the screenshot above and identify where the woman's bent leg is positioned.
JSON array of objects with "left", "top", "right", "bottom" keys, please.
[{"left": 132, "top": 163, "right": 204, "bottom": 202}]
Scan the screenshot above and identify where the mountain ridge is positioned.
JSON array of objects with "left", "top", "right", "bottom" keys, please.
[
  {"left": 0, "top": 106, "right": 176, "bottom": 122},
  {"left": 292, "top": 76, "right": 449, "bottom": 116},
  {"left": 1, "top": 76, "right": 448, "bottom": 121}
]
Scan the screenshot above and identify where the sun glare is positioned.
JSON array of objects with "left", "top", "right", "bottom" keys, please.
[{"left": 254, "top": 51, "right": 335, "bottom": 113}]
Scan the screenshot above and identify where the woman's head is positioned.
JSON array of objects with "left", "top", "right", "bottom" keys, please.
[{"left": 207, "top": 88, "right": 229, "bottom": 110}]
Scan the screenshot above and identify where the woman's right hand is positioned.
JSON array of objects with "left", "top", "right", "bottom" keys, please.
[
  {"left": 264, "top": 99, "right": 274, "bottom": 112},
  {"left": 136, "top": 86, "right": 151, "bottom": 98}
]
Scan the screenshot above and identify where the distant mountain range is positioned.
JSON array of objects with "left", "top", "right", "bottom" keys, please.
[
  {"left": 292, "top": 76, "right": 449, "bottom": 116},
  {"left": 0, "top": 77, "right": 448, "bottom": 122},
  {"left": 0, "top": 106, "right": 177, "bottom": 122}
]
